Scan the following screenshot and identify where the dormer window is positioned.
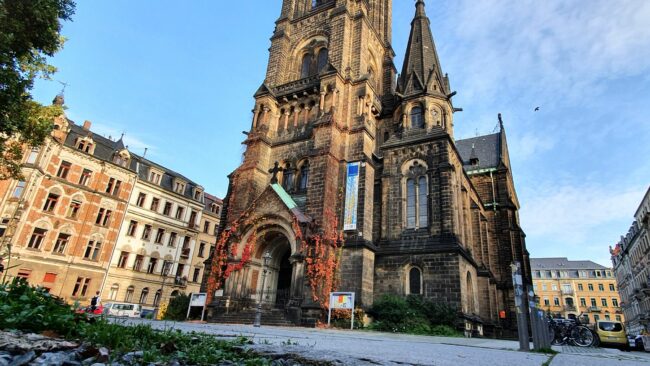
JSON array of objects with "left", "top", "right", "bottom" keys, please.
[
  {"left": 113, "top": 149, "right": 131, "bottom": 167},
  {"left": 193, "top": 187, "right": 203, "bottom": 201},
  {"left": 148, "top": 169, "right": 162, "bottom": 185},
  {"left": 76, "top": 137, "right": 95, "bottom": 154},
  {"left": 173, "top": 179, "right": 186, "bottom": 195}
]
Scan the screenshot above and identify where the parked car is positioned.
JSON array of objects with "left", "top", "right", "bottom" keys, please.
[
  {"left": 594, "top": 320, "right": 629, "bottom": 350},
  {"left": 103, "top": 302, "right": 142, "bottom": 318},
  {"left": 140, "top": 308, "right": 155, "bottom": 319},
  {"left": 75, "top": 305, "right": 104, "bottom": 318}
]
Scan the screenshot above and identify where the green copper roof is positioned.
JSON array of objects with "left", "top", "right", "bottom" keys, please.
[{"left": 271, "top": 183, "right": 298, "bottom": 210}]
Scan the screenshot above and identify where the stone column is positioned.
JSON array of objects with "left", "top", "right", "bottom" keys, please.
[{"left": 252, "top": 105, "right": 260, "bottom": 129}]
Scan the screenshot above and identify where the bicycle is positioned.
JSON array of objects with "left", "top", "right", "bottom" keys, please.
[{"left": 547, "top": 314, "right": 596, "bottom": 347}]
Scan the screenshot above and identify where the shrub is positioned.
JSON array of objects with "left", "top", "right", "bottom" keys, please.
[
  {"left": 0, "top": 278, "right": 81, "bottom": 336},
  {"left": 368, "top": 294, "right": 460, "bottom": 336},
  {"left": 329, "top": 308, "right": 365, "bottom": 329},
  {"left": 163, "top": 293, "right": 190, "bottom": 321}
]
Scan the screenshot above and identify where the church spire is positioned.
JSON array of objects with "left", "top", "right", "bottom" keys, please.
[{"left": 398, "top": 0, "right": 448, "bottom": 96}]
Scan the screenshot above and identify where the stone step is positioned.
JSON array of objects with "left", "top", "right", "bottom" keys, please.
[{"left": 211, "top": 309, "right": 296, "bottom": 326}]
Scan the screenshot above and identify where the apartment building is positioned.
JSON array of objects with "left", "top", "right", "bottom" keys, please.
[
  {"left": 611, "top": 186, "right": 650, "bottom": 335},
  {"left": 101, "top": 156, "right": 205, "bottom": 310},
  {"left": 0, "top": 97, "right": 136, "bottom": 302},
  {"left": 187, "top": 193, "right": 222, "bottom": 294},
  {"left": 532, "top": 257, "right": 624, "bottom": 324}
]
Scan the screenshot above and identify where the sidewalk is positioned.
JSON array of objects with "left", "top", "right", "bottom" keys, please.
[{"left": 116, "top": 318, "right": 650, "bottom": 365}]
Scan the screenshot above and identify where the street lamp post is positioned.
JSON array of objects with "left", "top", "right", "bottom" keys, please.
[{"left": 254, "top": 251, "right": 272, "bottom": 327}]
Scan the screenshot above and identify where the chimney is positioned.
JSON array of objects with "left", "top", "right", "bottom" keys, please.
[{"left": 83, "top": 120, "right": 92, "bottom": 131}]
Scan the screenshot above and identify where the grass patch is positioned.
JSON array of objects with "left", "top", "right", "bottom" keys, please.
[
  {"left": 0, "top": 278, "right": 273, "bottom": 365},
  {"left": 531, "top": 347, "right": 558, "bottom": 355},
  {"left": 541, "top": 354, "right": 557, "bottom": 366}
]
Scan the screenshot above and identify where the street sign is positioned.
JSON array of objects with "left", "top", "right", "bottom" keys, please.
[
  {"left": 327, "top": 292, "right": 355, "bottom": 329},
  {"left": 186, "top": 293, "right": 208, "bottom": 321}
]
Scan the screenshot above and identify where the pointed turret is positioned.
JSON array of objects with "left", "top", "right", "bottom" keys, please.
[{"left": 397, "top": 0, "right": 448, "bottom": 97}]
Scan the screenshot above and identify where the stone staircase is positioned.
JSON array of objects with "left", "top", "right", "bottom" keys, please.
[{"left": 211, "top": 308, "right": 296, "bottom": 327}]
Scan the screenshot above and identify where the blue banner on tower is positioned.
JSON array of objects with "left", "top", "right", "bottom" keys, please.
[{"left": 343, "top": 162, "right": 360, "bottom": 231}]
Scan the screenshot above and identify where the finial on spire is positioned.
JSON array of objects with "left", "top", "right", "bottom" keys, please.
[
  {"left": 498, "top": 113, "right": 504, "bottom": 131},
  {"left": 415, "top": 0, "right": 426, "bottom": 16}
]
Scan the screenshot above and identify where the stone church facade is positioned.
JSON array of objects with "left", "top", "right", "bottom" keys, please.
[{"left": 205, "top": 0, "right": 531, "bottom": 335}]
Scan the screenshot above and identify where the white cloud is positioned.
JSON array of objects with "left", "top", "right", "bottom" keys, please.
[
  {"left": 442, "top": 0, "right": 650, "bottom": 104},
  {"left": 508, "top": 132, "right": 555, "bottom": 162},
  {"left": 521, "top": 183, "right": 645, "bottom": 245}
]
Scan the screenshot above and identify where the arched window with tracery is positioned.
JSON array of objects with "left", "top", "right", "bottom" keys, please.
[
  {"left": 317, "top": 48, "right": 328, "bottom": 72},
  {"left": 408, "top": 267, "right": 422, "bottom": 295},
  {"left": 298, "top": 161, "right": 309, "bottom": 192},
  {"left": 410, "top": 106, "right": 425, "bottom": 129},
  {"left": 283, "top": 163, "right": 295, "bottom": 192},
  {"left": 301, "top": 54, "right": 312, "bottom": 78},
  {"left": 403, "top": 161, "right": 429, "bottom": 229}
]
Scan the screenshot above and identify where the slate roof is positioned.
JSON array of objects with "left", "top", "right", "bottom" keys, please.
[
  {"left": 530, "top": 258, "right": 609, "bottom": 270},
  {"left": 64, "top": 118, "right": 221, "bottom": 205},
  {"left": 397, "top": 0, "right": 448, "bottom": 96},
  {"left": 129, "top": 154, "right": 202, "bottom": 200},
  {"left": 456, "top": 132, "right": 501, "bottom": 172},
  {"left": 65, "top": 122, "right": 127, "bottom": 164},
  {"left": 203, "top": 193, "right": 223, "bottom": 214}
]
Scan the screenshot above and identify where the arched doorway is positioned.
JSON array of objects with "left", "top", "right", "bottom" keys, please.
[
  {"left": 244, "top": 229, "right": 296, "bottom": 308},
  {"left": 275, "top": 245, "right": 292, "bottom": 308}
]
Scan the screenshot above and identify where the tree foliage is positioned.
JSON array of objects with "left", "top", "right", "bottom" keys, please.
[{"left": 0, "top": 0, "right": 75, "bottom": 179}]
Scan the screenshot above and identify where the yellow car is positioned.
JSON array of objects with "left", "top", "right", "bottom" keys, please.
[{"left": 594, "top": 320, "right": 629, "bottom": 349}]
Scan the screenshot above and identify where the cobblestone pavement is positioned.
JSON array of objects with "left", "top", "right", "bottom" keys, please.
[{"left": 113, "top": 318, "right": 650, "bottom": 366}]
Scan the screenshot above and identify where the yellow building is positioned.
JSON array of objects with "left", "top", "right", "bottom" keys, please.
[{"left": 531, "top": 258, "right": 624, "bottom": 324}]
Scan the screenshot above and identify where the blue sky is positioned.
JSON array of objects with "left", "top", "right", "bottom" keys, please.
[{"left": 32, "top": 0, "right": 650, "bottom": 267}]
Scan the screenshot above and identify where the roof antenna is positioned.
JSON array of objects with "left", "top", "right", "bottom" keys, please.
[{"left": 143, "top": 147, "right": 148, "bottom": 158}]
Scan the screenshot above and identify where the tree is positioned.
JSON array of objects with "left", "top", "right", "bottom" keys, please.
[{"left": 0, "top": 0, "right": 76, "bottom": 179}]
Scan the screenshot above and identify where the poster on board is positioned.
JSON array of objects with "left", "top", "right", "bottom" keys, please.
[{"left": 343, "top": 162, "right": 360, "bottom": 231}]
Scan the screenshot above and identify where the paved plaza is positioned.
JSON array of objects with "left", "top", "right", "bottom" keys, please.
[{"left": 115, "top": 319, "right": 650, "bottom": 366}]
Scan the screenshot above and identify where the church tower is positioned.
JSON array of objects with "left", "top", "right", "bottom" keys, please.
[{"left": 208, "top": 0, "right": 530, "bottom": 336}]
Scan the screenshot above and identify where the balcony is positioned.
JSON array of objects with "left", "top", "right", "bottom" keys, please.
[
  {"left": 561, "top": 289, "right": 574, "bottom": 295},
  {"left": 173, "top": 276, "right": 187, "bottom": 287},
  {"left": 588, "top": 306, "right": 601, "bottom": 312},
  {"left": 564, "top": 305, "right": 577, "bottom": 312},
  {"left": 271, "top": 75, "right": 320, "bottom": 98}
]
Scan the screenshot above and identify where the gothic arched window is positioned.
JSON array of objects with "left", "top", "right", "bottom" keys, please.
[
  {"left": 283, "top": 164, "right": 295, "bottom": 192},
  {"left": 409, "top": 267, "right": 422, "bottom": 295},
  {"left": 410, "top": 106, "right": 425, "bottom": 129},
  {"left": 403, "top": 161, "right": 429, "bottom": 229},
  {"left": 466, "top": 272, "right": 476, "bottom": 313},
  {"left": 301, "top": 54, "right": 312, "bottom": 78},
  {"left": 298, "top": 162, "right": 309, "bottom": 191},
  {"left": 317, "top": 48, "right": 329, "bottom": 72}
]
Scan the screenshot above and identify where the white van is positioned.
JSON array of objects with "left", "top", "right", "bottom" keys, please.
[{"left": 103, "top": 302, "right": 142, "bottom": 318}]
